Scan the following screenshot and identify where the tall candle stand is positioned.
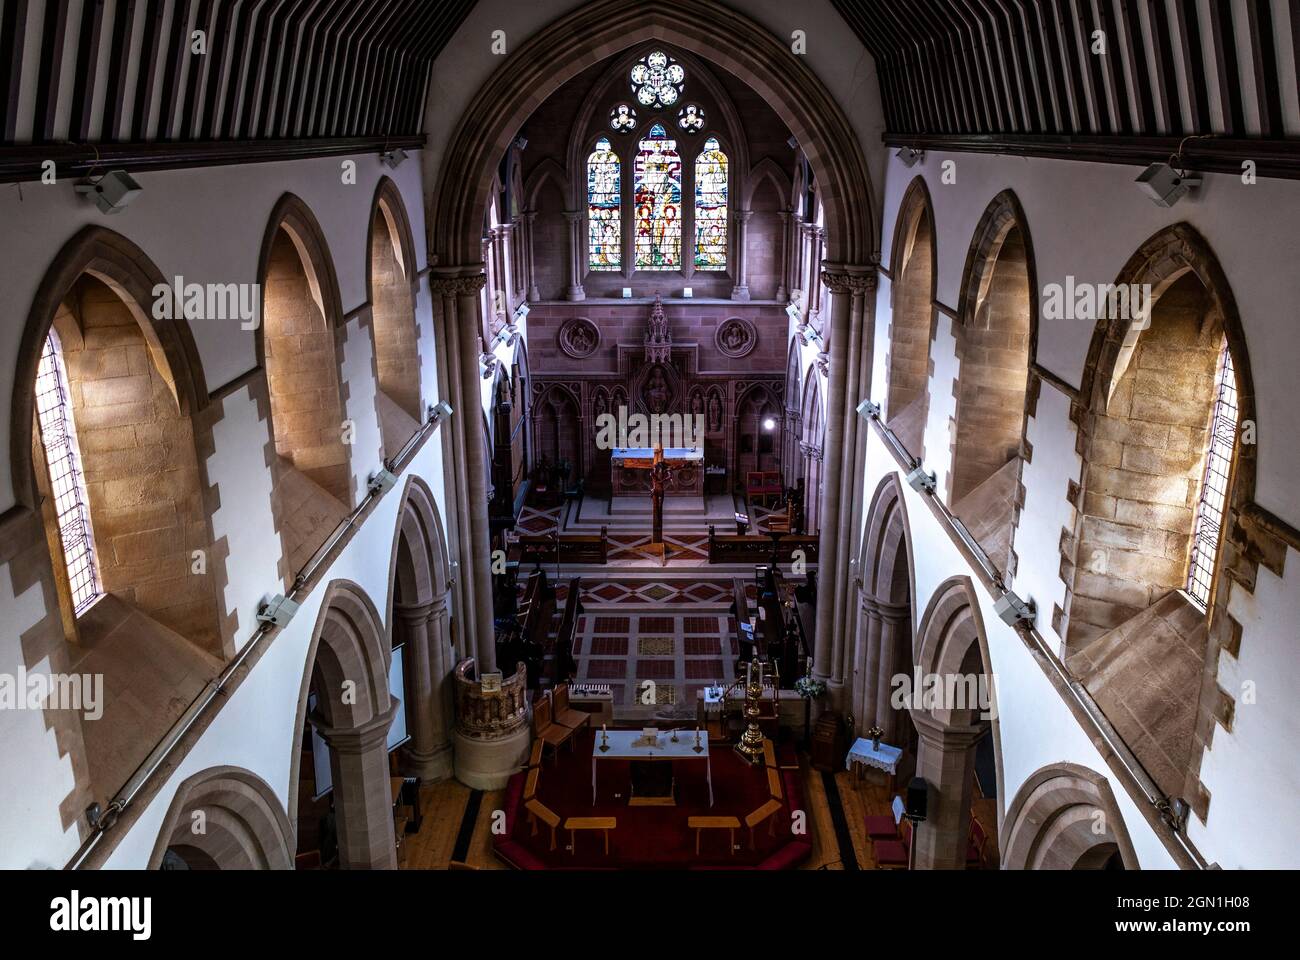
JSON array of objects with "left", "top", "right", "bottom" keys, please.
[{"left": 735, "top": 661, "right": 766, "bottom": 766}]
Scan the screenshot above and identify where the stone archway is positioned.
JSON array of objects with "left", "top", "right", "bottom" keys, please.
[
  {"left": 289, "top": 580, "right": 397, "bottom": 870},
  {"left": 1001, "top": 763, "right": 1140, "bottom": 870},
  {"left": 148, "top": 766, "right": 293, "bottom": 870},
  {"left": 387, "top": 475, "right": 456, "bottom": 781},
  {"left": 885, "top": 176, "right": 937, "bottom": 459},
  {"left": 851, "top": 475, "right": 916, "bottom": 745},
  {"left": 368, "top": 177, "right": 423, "bottom": 450},
  {"left": 428, "top": 0, "right": 879, "bottom": 734},
  {"left": 909, "top": 577, "right": 1004, "bottom": 870}
]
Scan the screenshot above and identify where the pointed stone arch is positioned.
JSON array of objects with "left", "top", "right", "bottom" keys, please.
[
  {"left": 368, "top": 178, "right": 423, "bottom": 438},
  {"left": 386, "top": 475, "right": 455, "bottom": 781},
  {"left": 850, "top": 474, "right": 917, "bottom": 745},
  {"left": 885, "top": 176, "right": 937, "bottom": 458},
  {"left": 289, "top": 580, "right": 397, "bottom": 869},
  {"left": 910, "top": 576, "right": 1004, "bottom": 869},
  {"left": 148, "top": 766, "right": 293, "bottom": 870},
  {"left": 1001, "top": 763, "right": 1139, "bottom": 870}
]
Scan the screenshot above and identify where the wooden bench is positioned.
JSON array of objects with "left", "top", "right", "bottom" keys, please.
[
  {"left": 564, "top": 816, "right": 617, "bottom": 856},
  {"left": 525, "top": 798, "right": 560, "bottom": 850},
  {"left": 688, "top": 815, "right": 740, "bottom": 856},
  {"left": 707, "top": 527, "right": 819, "bottom": 564},
  {"left": 515, "top": 528, "right": 609, "bottom": 565},
  {"left": 762, "top": 739, "right": 777, "bottom": 769},
  {"left": 745, "top": 799, "right": 785, "bottom": 848},
  {"left": 767, "top": 766, "right": 784, "bottom": 801},
  {"left": 523, "top": 766, "right": 540, "bottom": 802}
]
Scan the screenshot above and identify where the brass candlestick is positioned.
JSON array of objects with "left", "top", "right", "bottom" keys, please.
[{"left": 734, "top": 663, "right": 766, "bottom": 766}]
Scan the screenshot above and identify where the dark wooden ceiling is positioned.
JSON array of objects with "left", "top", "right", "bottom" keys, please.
[
  {"left": 832, "top": 0, "right": 1300, "bottom": 141},
  {"left": 0, "top": 0, "right": 476, "bottom": 146}
]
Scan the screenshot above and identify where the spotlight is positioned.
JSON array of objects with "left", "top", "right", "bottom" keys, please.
[
  {"left": 430, "top": 400, "right": 454, "bottom": 421},
  {"left": 380, "top": 148, "right": 408, "bottom": 169},
  {"left": 1160, "top": 796, "right": 1191, "bottom": 833},
  {"left": 514, "top": 136, "right": 529, "bottom": 151},
  {"left": 74, "top": 170, "right": 142, "bottom": 214},
  {"left": 994, "top": 590, "right": 1036, "bottom": 626},
  {"left": 367, "top": 468, "right": 399, "bottom": 496},
  {"left": 787, "top": 135, "right": 799, "bottom": 150},
  {"left": 896, "top": 146, "right": 924, "bottom": 168},
  {"left": 905, "top": 465, "right": 936, "bottom": 494},
  {"left": 1135, "top": 162, "right": 1200, "bottom": 207},
  {"left": 762, "top": 417, "right": 777, "bottom": 431},
  {"left": 856, "top": 398, "right": 881, "bottom": 419},
  {"left": 257, "top": 594, "right": 300, "bottom": 628}
]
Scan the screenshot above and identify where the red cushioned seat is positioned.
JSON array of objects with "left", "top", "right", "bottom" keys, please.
[{"left": 864, "top": 815, "right": 898, "bottom": 840}]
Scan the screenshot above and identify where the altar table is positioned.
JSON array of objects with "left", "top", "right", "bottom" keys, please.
[
  {"left": 592, "top": 730, "right": 713, "bottom": 807},
  {"left": 846, "top": 738, "right": 903, "bottom": 787}
]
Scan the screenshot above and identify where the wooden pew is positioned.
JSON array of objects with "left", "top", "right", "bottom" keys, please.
[
  {"left": 550, "top": 577, "right": 582, "bottom": 683},
  {"left": 706, "top": 527, "right": 819, "bottom": 564},
  {"left": 514, "top": 526, "right": 609, "bottom": 565}
]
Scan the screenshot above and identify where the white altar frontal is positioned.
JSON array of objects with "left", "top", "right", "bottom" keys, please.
[
  {"left": 610, "top": 447, "right": 704, "bottom": 497},
  {"left": 592, "top": 729, "right": 713, "bottom": 806}
]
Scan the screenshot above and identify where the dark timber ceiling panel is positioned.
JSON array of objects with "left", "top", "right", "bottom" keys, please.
[
  {"left": 833, "top": 0, "right": 1300, "bottom": 141},
  {"left": 0, "top": 0, "right": 477, "bottom": 146}
]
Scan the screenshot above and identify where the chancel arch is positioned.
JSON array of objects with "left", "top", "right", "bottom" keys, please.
[
  {"left": 1064, "top": 223, "right": 1256, "bottom": 806},
  {"left": 289, "top": 580, "right": 397, "bottom": 870},
  {"left": 909, "top": 577, "right": 1004, "bottom": 870},
  {"left": 885, "top": 176, "right": 937, "bottom": 459},
  {"left": 1001, "top": 763, "right": 1139, "bottom": 870},
  {"left": 149, "top": 767, "right": 293, "bottom": 870}
]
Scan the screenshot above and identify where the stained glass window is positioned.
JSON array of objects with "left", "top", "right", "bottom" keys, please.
[
  {"left": 634, "top": 124, "right": 681, "bottom": 271},
  {"left": 677, "top": 104, "right": 704, "bottom": 133},
  {"left": 610, "top": 103, "right": 637, "bottom": 133},
  {"left": 630, "top": 51, "right": 684, "bottom": 109},
  {"left": 587, "top": 137, "right": 621, "bottom": 271},
  {"left": 1186, "top": 342, "right": 1238, "bottom": 610},
  {"left": 694, "top": 136, "right": 728, "bottom": 269},
  {"left": 35, "top": 332, "right": 101, "bottom": 614}
]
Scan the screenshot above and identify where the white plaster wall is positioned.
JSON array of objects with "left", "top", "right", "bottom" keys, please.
[
  {"left": 876, "top": 150, "right": 1300, "bottom": 523},
  {"left": 870, "top": 149, "right": 1300, "bottom": 868},
  {"left": 0, "top": 149, "right": 448, "bottom": 868}
]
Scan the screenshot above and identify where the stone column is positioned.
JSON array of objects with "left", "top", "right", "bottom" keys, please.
[
  {"left": 810, "top": 267, "right": 853, "bottom": 693},
  {"left": 524, "top": 211, "right": 541, "bottom": 301},
  {"left": 563, "top": 210, "right": 585, "bottom": 301},
  {"left": 455, "top": 274, "right": 498, "bottom": 671},
  {"left": 731, "top": 208, "right": 753, "bottom": 301},
  {"left": 430, "top": 273, "right": 478, "bottom": 658},
  {"left": 873, "top": 600, "right": 911, "bottom": 742},
  {"left": 790, "top": 214, "right": 805, "bottom": 303},
  {"left": 775, "top": 210, "right": 791, "bottom": 302},
  {"left": 858, "top": 595, "right": 883, "bottom": 733},
  {"left": 396, "top": 597, "right": 454, "bottom": 780},
  {"left": 314, "top": 702, "right": 400, "bottom": 870},
  {"left": 493, "top": 223, "right": 515, "bottom": 321},
  {"left": 911, "top": 711, "right": 985, "bottom": 870}
]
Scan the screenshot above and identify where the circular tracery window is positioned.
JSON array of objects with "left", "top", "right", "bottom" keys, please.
[
  {"left": 630, "top": 50, "right": 685, "bottom": 109},
  {"left": 610, "top": 103, "right": 637, "bottom": 132},
  {"left": 677, "top": 104, "right": 704, "bottom": 133}
]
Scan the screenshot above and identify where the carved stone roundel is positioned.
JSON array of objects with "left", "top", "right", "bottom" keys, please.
[
  {"left": 715, "top": 317, "right": 757, "bottom": 358},
  {"left": 559, "top": 317, "right": 600, "bottom": 359}
]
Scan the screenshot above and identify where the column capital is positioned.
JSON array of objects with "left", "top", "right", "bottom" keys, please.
[
  {"left": 820, "top": 262, "right": 878, "bottom": 295},
  {"left": 312, "top": 697, "right": 400, "bottom": 753},
  {"left": 429, "top": 268, "right": 487, "bottom": 298}
]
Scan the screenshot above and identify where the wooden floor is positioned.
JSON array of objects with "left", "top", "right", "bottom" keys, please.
[{"left": 397, "top": 752, "right": 996, "bottom": 870}]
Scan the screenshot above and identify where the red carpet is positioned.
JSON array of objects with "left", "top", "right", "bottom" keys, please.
[{"left": 495, "top": 728, "right": 812, "bottom": 870}]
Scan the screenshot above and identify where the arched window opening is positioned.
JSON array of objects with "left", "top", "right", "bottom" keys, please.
[
  {"left": 1187, "top": 344, "right": 1238, "bottom": 610},
  {"left": 630, "top": 50, "right": 685, "bottom": 108},
  {"left": 587, "top": 137, "right": 622, "bottom": 271},
  {"left": 34, "top": 331, "right": 100, "bottom": 614},
  {"left": 634, "top": 123, "right": 682, "bottom": 270},
  {"left": 369, "top": 193, "right": 422, "bottom": 450},
  {"left": 886, "top": 182, "right": 936, "bottom": 458},
  {"left": 694, "top": 136, "right": 728, "bottom": 269}
]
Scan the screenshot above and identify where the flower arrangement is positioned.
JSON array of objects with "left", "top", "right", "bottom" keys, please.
[{"left": 795, "top": 676, "right": 826, "bottom": 699}]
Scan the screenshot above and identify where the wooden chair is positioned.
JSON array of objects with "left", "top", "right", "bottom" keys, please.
[
  {"left": 532, "top": 696, "right": 575, "bottom": 763},
  {"left": 689, "top": 815, "right": 740, "bottom": 856},
  {"left": 565, "top": 816, "right": 617, "bottom": 856},
  {"left": 525, "top": 798, "right": 560, "bottom": 851},
  {"left": 874, "top": 819, "right": 912, "bottom": 869},
  {"left": 765, "top": 500, "right": 794, "bottom": 534},
  {"left": 744, "top": 799, "right": 784, "bottom": 848},
  {"left": 865, "top": 795, "right": 905, "bottom": 841},
  {"left": 552, "top": 684, "right": 590, "bottom": 732}
]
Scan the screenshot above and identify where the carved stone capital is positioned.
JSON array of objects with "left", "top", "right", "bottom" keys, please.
[{"left": 429, "top": 271, "right": 488, "bottom": 298}]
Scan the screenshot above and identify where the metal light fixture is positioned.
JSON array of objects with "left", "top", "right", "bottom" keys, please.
[
  {"left": 905, "top": 465, "right": 936, "bottom": 494},
  {"left": 75, "top": 170, "right": 142, "bottom": 214},
  {"left": 994, "top": 590, "right": 1036, "bottom": 626},
  {"left": 896, "top": 146, "right": 924, "bottom": 168},
  {"left": 380, "top": 148, "right": 408, "bottom": 169},
  {"left": 857, "top": 398, "right": 881, "bottom": 419}
]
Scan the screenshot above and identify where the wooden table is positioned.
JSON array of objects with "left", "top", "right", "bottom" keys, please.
[
  {"left": 565, "top": 816, "right": 617, "bottom": 855},
  {"left": 745, "top": 799, "right": 784, "bottom": 847},
  {"left": 688, "top": 815, "right": 740, "bottom": 855},
  {"left": 592, "top": 730, "right": 713, "bottom": 807}
]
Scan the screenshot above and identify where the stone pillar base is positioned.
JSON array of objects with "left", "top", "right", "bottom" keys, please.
[
  {"left": 401, "top": 742, "right": 456, "bottom": 782},
  {"left": 453, "top": 727, "right": 530, "bottom": 790}
]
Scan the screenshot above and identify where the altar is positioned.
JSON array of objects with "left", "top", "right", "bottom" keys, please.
[
  {"left": 592, "top": 729, "right": 713, "bottom": 807},
  {"left": 610, "top": 447, "right": 704, "bottom": 497}
]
